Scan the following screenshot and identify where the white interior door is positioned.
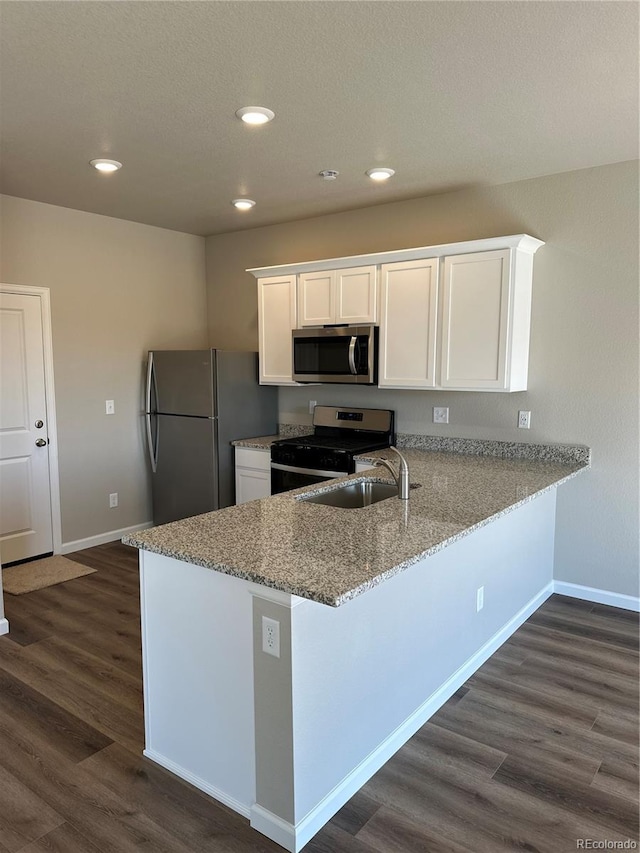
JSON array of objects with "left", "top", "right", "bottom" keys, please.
[{"left": 0, "top": 291, "right": 53, "bottom": 563}]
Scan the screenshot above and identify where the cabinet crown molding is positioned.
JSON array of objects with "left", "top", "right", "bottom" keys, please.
[{"left": 247, "top": 234, "right": 544, "bottom": 279}]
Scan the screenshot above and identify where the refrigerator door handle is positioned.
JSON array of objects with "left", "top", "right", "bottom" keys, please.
[
  {"left": 145, "top": 354, "right": 158, "bottom": 473},
  {"left": 145, "top": 413, "right": 158, "bottom": 473}
]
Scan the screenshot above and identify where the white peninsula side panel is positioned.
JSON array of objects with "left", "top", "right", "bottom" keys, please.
[
  {"left": 139, "top": 552, "right": 256, "bottom": 815},
  {"left": 139, "top": 488, "right": 557, "bottom": 852}
]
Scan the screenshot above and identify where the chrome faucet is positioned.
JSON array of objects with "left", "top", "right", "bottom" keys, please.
[{"left": 374, "top": 446, "right": 410, "bottom": 500}]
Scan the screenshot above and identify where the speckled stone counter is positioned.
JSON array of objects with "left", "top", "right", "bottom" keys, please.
[
  {"left": 231, "top": 434, "right": 279, "bottom": 450},
  {"left": 231, "top": 424, "right": 310, "bottom": 449},
  {"left": 124, "top": 445, "right": 590, "bottom": 607}
]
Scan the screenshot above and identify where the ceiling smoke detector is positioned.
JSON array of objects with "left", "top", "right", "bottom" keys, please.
[{"left": 319, "top": 170, "right": 339, "bottom": 181}]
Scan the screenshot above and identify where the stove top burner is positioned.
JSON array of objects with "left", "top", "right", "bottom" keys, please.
[{"left": 273, "top": 434, "right": 385, "bottom": 453}]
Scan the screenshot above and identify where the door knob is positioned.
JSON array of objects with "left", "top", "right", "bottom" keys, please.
[
  {"left": 35, "top": 420, "right": 44, "bottom": 429},
  {"left": 35, "top": 438, "right": 47, "bottom": 447}
]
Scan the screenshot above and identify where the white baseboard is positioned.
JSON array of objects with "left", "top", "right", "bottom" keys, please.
[
  {"left": 0, "top": 618, "right": 9, "bottom": 637},
  {"left": 61, "top": 522, "right": 152, "bottom": 555},
  {"left": 250, "top": 805, "right": 296, "bottom": 852},
  {"left": 553, "top": 581, "right": 640, "bottom": 612},
  {"left": 143, "top": 749, "right": 251, "bottom": 819},
  {"left": 253, "top": 582, "right": 554, "bottom": 853}
]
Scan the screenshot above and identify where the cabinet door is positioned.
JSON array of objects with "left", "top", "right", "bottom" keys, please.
[
  {"left": 335, "top": 266, "right": 378, "bottom": 324},
  {"left": 258, "top": 275, "right": 297, "bottom": 385},
  {"left": 298, "top": 271, "right": 335, "bottom": 326},
  {"left": 440, "top": 250, "right": 511, "bottom": 390},
  {"left": 379, "top": 259, "right": 439, "bottom": 388},
  {"left": 235, "top": 467, "right": 270, "bottom": 504}
]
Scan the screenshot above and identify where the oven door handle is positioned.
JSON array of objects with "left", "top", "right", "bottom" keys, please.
[
  {"left": 271, "top": 462, "right": 345, "bottom": 478},
  {"left": 348, "top": 336, "right": 357, "bottom": 375}
]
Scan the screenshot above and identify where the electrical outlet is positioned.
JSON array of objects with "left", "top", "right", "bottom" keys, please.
[
  {"left": 262, "top": 616, "right": 280, "bottom": 658},
  {"left": 309, "top": 400, "right": 317, "bottom": 415},
  {"left": 105, "top": 400, "right": 115, "bottom": 415},
  {"left": 433, "top": 406, "right": 449, "bottom": 424},
  {"left": 518, "top": 410, "right": 531, "bottom": 429},
  {"left": 109, "top": 492, "right": 118, "bottom": 508},
  {"left": 476, "top": 586, "right": 484, "bottom": 612}
]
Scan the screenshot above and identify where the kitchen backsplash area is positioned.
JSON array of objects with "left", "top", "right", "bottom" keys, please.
[{"left": 278, "top": 383, "right": 570, "bottom": 447}]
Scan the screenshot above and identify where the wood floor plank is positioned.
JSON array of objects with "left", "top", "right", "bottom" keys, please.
[
  {"left": 329, "top": 790, "right": 381, "bottom": 836},
  {"left": 410, "top": 721, "right": 507, "bottom": 778},
  {"left": 493, "top": 754, "right": 639, "bottom": 839},
  {"left": 22, "top": 636, "right": 142, "bottom": 714},
  {"left": 304, "top": 821, "right": 378, "bottom": 853},
  {"left": 504, "top": 620, "right": 640, "bottom": 678},
  {"left": 527, "top": 607, "right": 640, "bottom": 651},
  {"left": 360, "top": 735, "right": 616, "bottom": 853},
  {"left": 356, "top": 805, "right": 472, "bottom": 853},
  {"left": 16, "top": 821, "right": 105, "bottom": 853},
  {"left": 592, "top": 711, "right": 640, "bottom": 747},
  {"left": 77, "top": 742, "right": 284, "bottom": 852},
  {"left": 0, "top": 718, "right": 209, "bottom": 853},
  {"left": 0, "top": 640, "right": 143, "bottom": 753},
  {"left": 474, "top": 653, "right": 639, "bottom": 721},
  {"left": 0, "top": 668, "right": 112, "bottom": 763},
  {"left": 432, "top": 690, "right": 618, "bottom": 779},
  {"left": 466, "top": 665, "right": 599, "bottom": 728},
  {"left": 591, "top": 758, "right": 640, "bottom": 804},
  {"left": 0, "top": 763, "right": 65, "bottom": 852}
]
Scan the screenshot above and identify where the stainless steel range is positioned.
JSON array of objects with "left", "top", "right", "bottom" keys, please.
[{"left": 270, "top": 405, "right": 395, "bottom": 495}]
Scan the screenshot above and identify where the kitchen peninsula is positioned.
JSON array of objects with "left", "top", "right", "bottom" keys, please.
[{"left": 124, "top": 439, "right": 589, "bottom": 852}]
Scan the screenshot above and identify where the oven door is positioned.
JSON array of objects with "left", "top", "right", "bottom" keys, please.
[
  {"left": 292, "top": 326, "right": 376, "bottom": 384},
  {"left": 271, "top": 462, "right": 343, "bottom": 495}
]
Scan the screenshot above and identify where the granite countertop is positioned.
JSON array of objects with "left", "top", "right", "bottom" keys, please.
[
  {"left": 232, "top": 435, "right": 280, "bottom": 450},
  {"left": 124, "top": 443, "right": 590, "bottom": 607}
]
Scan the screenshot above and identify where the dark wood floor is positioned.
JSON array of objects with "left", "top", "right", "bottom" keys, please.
[{"left": 1, "top": 541, "right": 638, "bottom": 853}]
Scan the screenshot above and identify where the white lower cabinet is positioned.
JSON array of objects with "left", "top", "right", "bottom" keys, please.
[
  {"left": 235, "top": 447, "right": 271, "bottom": 504},
  {"left": 379, "top": 258, "right": 439, "bottom": 389}
]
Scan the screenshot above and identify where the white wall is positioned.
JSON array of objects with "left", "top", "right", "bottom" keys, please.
[
  {"left": 206, "top": 162, "right": 639, "bottom": 598},
  {"left": 0, "top": 195, "right": 208, "bottom": 547}
]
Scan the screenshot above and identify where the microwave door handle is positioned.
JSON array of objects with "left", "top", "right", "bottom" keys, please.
[{"left": 348, "top": 336, "right": 357, "bottom": 374}]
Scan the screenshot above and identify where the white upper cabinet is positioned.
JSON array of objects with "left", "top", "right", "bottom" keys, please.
[
  {"left": 249, "top": 235, "right": 543, "bottom": 390},
  {"left": 379, "top": 258, "right": 439, "bottom": 389},
  {"left": 297, "top": 271, "right": 334, "bottom": 326},
  {"left": 298, "top": 266, "right": 377, "bottom": 326},
  {"left": 440, "top": 248, "right": 532, "bottom": 392},
  {"left": 257, "top": 275, "right": 297, "bottom": 385}
]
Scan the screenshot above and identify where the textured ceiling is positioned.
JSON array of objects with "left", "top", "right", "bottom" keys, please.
[{"left": 0, "top": 1, "right": 637, "bottom": 236}]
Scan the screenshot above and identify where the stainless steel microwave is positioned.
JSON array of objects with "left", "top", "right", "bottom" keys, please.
[{"left": 292, "top": 325, "right": 377, "bottom": 384}]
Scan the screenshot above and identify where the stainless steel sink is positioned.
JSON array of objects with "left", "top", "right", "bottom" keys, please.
[{"left": 299, "top": 480, "right": 398, "bottom": 509}]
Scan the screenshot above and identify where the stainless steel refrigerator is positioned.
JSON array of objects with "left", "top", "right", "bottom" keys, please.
[{"left": 145, "top": 350, "right": 277, "bottom": 525}]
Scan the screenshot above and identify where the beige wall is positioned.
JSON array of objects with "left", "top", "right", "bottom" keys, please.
[
  {"left": 206, "top": 161, "right": 639, "bottom": 598},
  {"left": 1, "top": 195, "right": 208, "bottom": 546}
]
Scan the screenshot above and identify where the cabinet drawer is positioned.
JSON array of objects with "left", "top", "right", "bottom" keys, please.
[{"left": 235, "top": 447, "right": 270, "bottom": 471}]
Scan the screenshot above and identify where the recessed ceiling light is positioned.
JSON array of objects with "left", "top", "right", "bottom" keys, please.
[
  {"left": 235, "top": 106, "right": 275, "bottom": 125},
  {"left": 366, "top": 167, "right": 395, "bottom": 181},
  {"left": 231, "top": 198, "right": 256, "bottom": 210},
  {"left": 90, "top": 158, "right": 122, "bottom": 172}
]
